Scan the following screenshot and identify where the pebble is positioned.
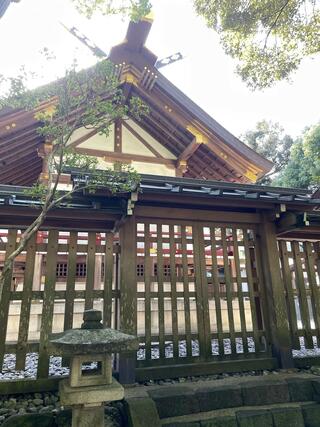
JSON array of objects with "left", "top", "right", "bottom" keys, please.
[
  {"left": 0, "top": 391, "right": 123, "bottom": 426},
  {"left": 0, "top": 336, "right": 318, "bottom": 381}
]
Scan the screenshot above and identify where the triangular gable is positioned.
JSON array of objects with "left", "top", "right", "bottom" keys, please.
[
  {"left": 109, "top": 18, "right": 273, "bottom": 183},
  {"left": 65, "top": 118, "right": 178, "bottom": 176}
]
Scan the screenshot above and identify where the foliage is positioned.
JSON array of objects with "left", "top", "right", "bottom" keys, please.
[
  {"left": 0, "top": 57, "right": 147, "bottom": 298},
  {"left": 72, "top": 0, "right": 152, "bottom": 20},
  {"left": 274, "top": 123, "right": 320, "bottom": 188},
  {"left": 272, "top": 139, "right": 313, "bottom": 188},
  {"left": 194, "top": 0, "right": 320, "bottom": 89},
  {"left": 242, "top": 120, "right": 294, "bottom": 184}
]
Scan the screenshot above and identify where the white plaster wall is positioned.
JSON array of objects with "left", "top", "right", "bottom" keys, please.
[
  {"left": 125, "top": 119, "right": 177, "bottom": 159},
  {"left": 131, "top": 161, "right": 176, "bottom": 176}
]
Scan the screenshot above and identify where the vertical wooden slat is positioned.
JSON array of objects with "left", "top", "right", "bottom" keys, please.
[
  {"left": 181, "top": 226, "right": 192, "bottom": 358},
  {"left": 85, "top": 232, "right": 96, "bottom": 310},
  {"left": 144, "top": 222, "right": 152, "bottom": 361},
  {"left": 192, "top": 224, "right": 207, "bottom": 361},
  {"left": 103, "top": 232, "right": 114, "bottom": 328},
  {"left": 63, "top": 231, "right": 77, "bottom": 331},
  {"left": 314, "top": 242, "right": 320, "bottom": 286},
  {"left": 16, "top": 234, "right": 37, "bottom": 370},
  {"left": 119, "top": 216, "right": 137, "bottom": 384},
  {"left": 0, "top": 229, "right": 17, "bottom": 369},
  {"left": 37, "top": 230, "right": 58, "bottom": 378},
  {"left": 243, "top": 229, "right": 260, "bottom": 352},
  {"left": 232, "top": 229, "right": 248, "bottom": 354},
  {"left": 292, "top": 241, "right": 313, "bottom": 347},
  {"left": 169, "top": 224, "right": 179, "bottom": 359},
  {"left": 304, "top": 242, "right": 320, "bottom": 341},
  {"left": 210, "top": 226, "right": 224, "bottom": 356},
  {"left": 196, "top": 225, "right": 212, "bottom": 359},
  {"left": 221, "top": 227, "right": 236, "bottom": 355},
  {"left": 253, "top": 229, "right": 271, "bottom": 353},
  {"left": 157, "top": 223, "right": 165, "bottom": 359},
  {"left": 279, "top": 241, "right": 299, "bottom": 348}
]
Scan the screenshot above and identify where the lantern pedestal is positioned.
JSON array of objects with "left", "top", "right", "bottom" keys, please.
[{"left": 49, "top": 309, "right": 138, "bottom": 427}]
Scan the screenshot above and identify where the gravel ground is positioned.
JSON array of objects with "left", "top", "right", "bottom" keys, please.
[
  {"left": 0, "top": 391, "right": 124, "bottom": 426},
  {"left": 0, "top": 337, "right": 320, "bottom": 380}
]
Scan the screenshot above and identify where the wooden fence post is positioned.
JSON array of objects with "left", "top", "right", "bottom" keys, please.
[
  {"left": 258, "top": 214, "right": 293, "bottom": 368},
  {"left": 118, "top": 216, "right": 137, "bottom": 384}
]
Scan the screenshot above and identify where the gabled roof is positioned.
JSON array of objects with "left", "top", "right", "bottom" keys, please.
[
  {"left": 109, "top": 18, "right": 273, "bottom": 183},
  {"left": 0, "top": 17, "right": 273, "bottom": 186}
]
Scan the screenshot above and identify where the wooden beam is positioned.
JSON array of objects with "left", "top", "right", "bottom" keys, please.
[
  {"left": 75, "top": 147, "right": 176, "bottom": 167},
  {"left": 177, "top": 137, "right": 201, "bottom": 163},
  {"left": 134, "top": 205, "right": 261, "bottom": 223},
  {"left": 114, "top": 119, "right": 122, "bottom": 153}
]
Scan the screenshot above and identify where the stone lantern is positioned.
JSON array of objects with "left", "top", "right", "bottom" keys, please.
[{"left": 50, "top": 309, "right": 138, "bottom": 427}]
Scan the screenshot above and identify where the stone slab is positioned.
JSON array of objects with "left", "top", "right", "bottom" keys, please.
[
  {"left": 148, "top": 386, "right": 200, "bottom": 419},
  {"left": 60, "top": 377, "right": 124, "bottom": 406},
  {"left": 301, "top": 402, "right": 320, "bottom": 427},
  {"left": 196, "top": 384, "right": 242, "bottom": 412},
  {"left": 271, "top": 406, "right": 304, "bottom": 427},
  {"left": 312, "top": 378, "right": 320, "bottom": 395},
  {"left": 200, "top": 416, "right": 237, "bottom": 426},
  {"left": 236, "top": 410, "right": 273, "bottom": 427},
  {"left": 241, "top": 380, "right": 289, "bottom": 406},
  {"left": 72, "top": 406, "right": 104, "bottom": 427},
  {"left": 163, "top": 422, "right": 200, "bottom": 427},
  {"left": 125, "top": 397, "right": 161, "bottom": 427},
  {"left": 286, "top": 378, "right": 313, "bottom": 402}
]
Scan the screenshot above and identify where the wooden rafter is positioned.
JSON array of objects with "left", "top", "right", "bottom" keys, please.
[
  {"left": 1, "top": 139, "right": 40, "bottom": 164},
  {"left": 140, "top": 115, "right": 182, "bottom": 156},
  {"left": 177, "top": 137, "right": 201, "bottom": 163},
  {"left": 134, "top": 84, "right": 264, "bottom": 181}
]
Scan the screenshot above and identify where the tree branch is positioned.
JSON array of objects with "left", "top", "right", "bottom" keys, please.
[{"left": 264, "top": 0, "right": 291, "bottom": 49}]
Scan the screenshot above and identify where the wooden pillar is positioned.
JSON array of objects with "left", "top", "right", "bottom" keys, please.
[
  {"left": 258, "top": 214, "right": 293, "bottom": 368},
  {"left": 118, "top": 216, "right": 137, "bottom": 384}
]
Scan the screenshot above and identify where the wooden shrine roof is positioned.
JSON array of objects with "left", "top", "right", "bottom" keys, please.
[{"left": 0, "top": 17, "right": 273, "bottom": 186}]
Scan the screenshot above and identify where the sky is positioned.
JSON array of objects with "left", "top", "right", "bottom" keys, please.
[{"left": 0, "top": 0, "right": 320, "bottom": 139}]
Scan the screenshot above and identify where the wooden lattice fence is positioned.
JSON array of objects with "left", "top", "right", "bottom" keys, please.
[
  {"left": 134, "top": 219, "right": 270, "bottom": 370},
  {"left": 0, "top": 229, "right": 117, "bottom": 380},
  {"left": 279, "top": 239, "right": 320, "bottom": 351}
]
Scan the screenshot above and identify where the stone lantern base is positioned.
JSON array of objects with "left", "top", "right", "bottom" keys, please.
[{"left": 60, "top": 378, "right": 124, "bottom": 427}]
